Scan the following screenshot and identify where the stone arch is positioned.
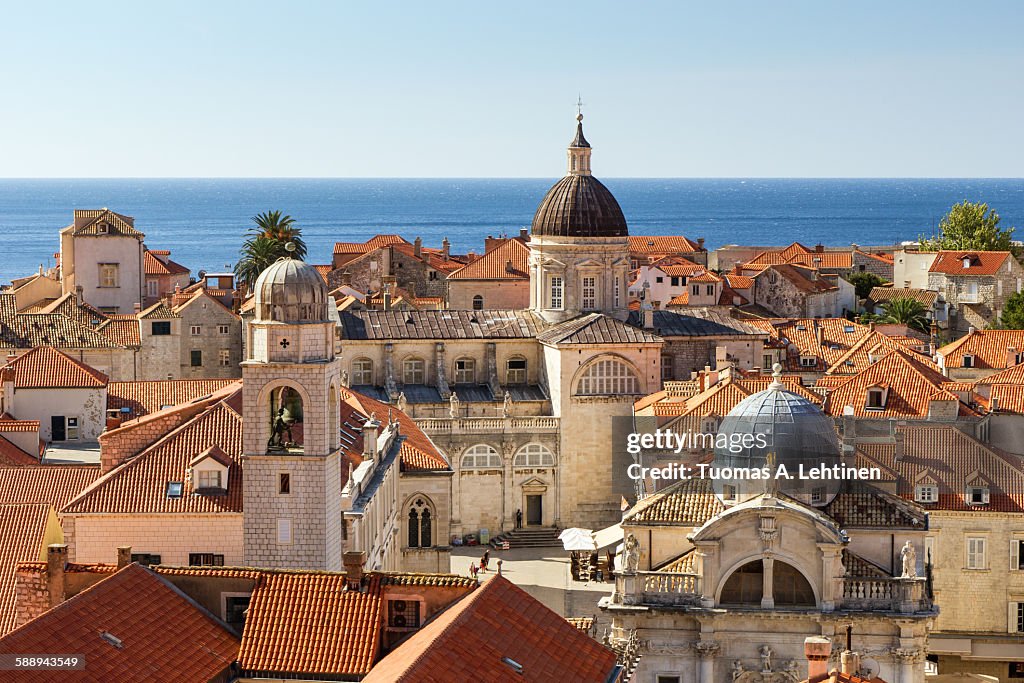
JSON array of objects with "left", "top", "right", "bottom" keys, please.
[
  {"left": 404, "top": 493, "right": 436, "bottom": 549},
  {"left": 255, "top": 378, "right": 313, "bottom": 453},
  {"left": 572, "top": 353, "right": 643, "bottom": 396},
  {"left": 716, "top": 553, "right": 819, "bottom": 608},
  {"left": 513, "top": 443, "right": 556, "bottom": 468},
  {"left": 460, "top": 443, "right": 502, "bottom": 469}
]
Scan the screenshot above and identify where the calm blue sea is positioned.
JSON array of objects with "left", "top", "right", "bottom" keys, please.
[{"left": 0, "top": 178, "right": 1022, "bottom": 282}]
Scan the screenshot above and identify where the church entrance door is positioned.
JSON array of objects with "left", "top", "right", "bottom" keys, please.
[{"left": 526, "top": 495, "right": 542, "bottom": 526}]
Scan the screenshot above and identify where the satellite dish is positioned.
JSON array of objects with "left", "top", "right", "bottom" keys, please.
[{"left": 860, "top": 658, "right": 880, "bottom": 679}]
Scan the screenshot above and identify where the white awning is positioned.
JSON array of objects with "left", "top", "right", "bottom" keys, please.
[
  {"left": 559, "top": 527, "right": 596, "bottom": 552},
  {"left": 593, "top": 522, "right": 623, "bottom": 550}
]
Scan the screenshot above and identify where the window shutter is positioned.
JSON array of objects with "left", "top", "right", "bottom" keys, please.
[
  {"left": 1013, "top": 540, "right": 1020, "bottom": 571},
  {"left": 1010, "top": 602, "right": 1017, "bottom": 634},
  {"left": 983, "top": 488, "right": 991, "bottom": 504}
]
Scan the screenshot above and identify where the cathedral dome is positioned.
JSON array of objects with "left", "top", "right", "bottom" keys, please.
[
  {"left": 253, "top": 253, "right": 330, "bottom": 324},
  {"left": 713, "top": 365, "right": 841, "bottom": 505},
  {"left": 530, "top": 114, "right": 628, "bottom": 239}
]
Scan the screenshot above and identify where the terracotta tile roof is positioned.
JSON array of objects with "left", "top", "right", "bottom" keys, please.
[
  {"left": 107, "top": 378, "right": 238, "bottom": 418},
  {"left": 138, "top": 301, "right": 180, "bottom": 319},
  {"left": 0, "top": 346, "right": 108, "bottom": 388},
  {"left": 63, "top": 390, "right": 243, "bottom": 514},
  {"left": 339, "top": 388, "right": 449, "bottom": 472},
  {"left": 37, "top": 294, "right": 108, "bottom": 327},
  {"left": 725, "top": 273, "right": 755, "bottom": 289},
  {"left": 447, "top": 238, "right": 530, "bottom": 280},
  {"left": 144, "top": 249, "right": 190, "bottom": 276},
  {"left": 95, "top": 317, "right": 140, "bottom": 347},
  {"left": 391, "top": 243, "right": 468, "bottom": 274},
  {"left": 842, "top": 549, "right": 891, "bottom": 578},
  {"left": 755, "top": 264, "right": 837, "bottom": 294},
  {"left": 820, "top": 481, "right": 926, "bottom": 529},
  {"left": 628, "top": 235, "right": 701, "bottom": 255},
  {"left": 538, "top": 312, "right": 662, "bottom": 345},
  {"left": 824, "top": 331, "right": 935, "bottom": 376},
  {"left": 377, "top": 572, "right": 477, "bottom": 588},
  {"left": 341, "top": 310, "right": 544, "bottom": 340},
  {"left": 929, "top": 250, "right": 1011, "bottom": 276},
  {"left": 938, "top": 329, "right": 1024, "bottom": 369},
  {"left": 688, "top": 270, "right": 721, "bottom": 283},
  {"left": 856, "top": 423, "right": 1024, "bottom": 513},
  {"left": 655, "top": 548, "right": 697, "bottom": 573},
  {"left": 624, "top": 477, "right": 723, "bottom": 525},
  {"left": 239, "top": 572, "right": 382, "bottom": 677},
  {"left": 867, "top": 287, "right": 938, "bottom": 307},
  {"left": 0, "top": 295, "right": 125, "bottom": 350},
  {"left": 667, "top": 291, "right": 689, "bottom": 306},
  {"left": 0, "top": 418, "right": 39, "bottom": 433},
  {"left": 334, "top": 234, "right": 409, "bottom": 255},
  {"left": 363, "top": 575, "right": 618, "bottom": 683},
  {"left": 0, "top": 503, "right": 53, "bottom": 635},
  {"left": 17, "top": 299, "right": 58, "bottom": 314},
  {"left": 746, "top": 318, "right": 869, "bottom": 372},
  {"left": 823, "top": 348, "right": 978, "bottom": 419},
  {"left": 658, "top": 262, "right": 708, "bottom": 277},
  {"left": 0, "top": 563, "right": 239, "bottom": 681},
  {"left": 973, "top": 362, "right": 1024, "bottom": 385},
  {"left": 69, "top": 208, "right": 144, "bottom": 238},
  {"left": 748, "top": 243, "right": 855, "bottom": 270},
  {"left": 0, "top": 466, "right": 100, "bottom": 509},
  {"left": 648, "top": 376, "right": 821, "bottom": 422},
  {"left": 0, "top": 437, "right": 38, "bottom": 466},
  {"left": 313, "top": 264, "right": 332, "bottom": 282},
  {"left": 989, "top": 384, "right": 1024, "bottom": 413}
]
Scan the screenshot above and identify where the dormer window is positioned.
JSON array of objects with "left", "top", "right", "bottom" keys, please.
[
  {"left": 98, "top": 223, "right": 109, "bottom": 234},
  {"left": 722, "top": 484, "right": 737, "bottom": 503},
  {"left": 865, "top": 386, "right": 887, "bottom": 410},
  {"left": 966, "top": 485, "right": 990, "bottom": 506},
  {"left": 190, "top": 445, "right": 231, "bottom": 493},
  {"left": 915, "top": 484, "right": 938, "bottom": 503},
  {"left": 800, "top": 356, "right": 816, "bottom": 367},
  {"left": 962, "top": 257, "right": 971, "bottom": 269},
  {"left": 963, "top": 354, "right": 975, "bottom": 368}
]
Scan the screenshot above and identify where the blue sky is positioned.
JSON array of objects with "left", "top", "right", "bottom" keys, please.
[{"left": 1, "top": 1, "right": 1022, "bottom": 177}]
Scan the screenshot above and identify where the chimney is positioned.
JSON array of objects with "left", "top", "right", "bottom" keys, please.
[
  {"left": 362, "top": 416, "right": 380, "bottom": 462},
  {"left": 519, "top": 228, "right": 529, "bottom": 242},
  {"left": 804, "top": 636, "right": 832, "bottom": 681},
  {"left": 1009, "top": 347, "right": 1019, "bottom": 367},
  {"left": 894, "top": 430, "right": 905, "bottom": 461},
  {"left": 868, "top": 321, "right": 875, "bottom": 333},
  {"left": 342, "top": 551, "right": 367, "bottom": 590},
  {"left": 697, "top": 238, "right": 705, "bottom": 250},
  {"left": 840, "top": 625, "right": 861, "bottom": 676},
  {"left": 117, "top": 546, "right": 132, "bottom": 569},
  {"left": 442, "top": 237, "right": 450, "bottom": 261},
  {"left": 815, "top": 243, "right": 825, "bottom": 253},
  {"left": 414, "top": 236, "right": 422, "bottom": 259},
  {"left": 133, "top": 302, "right": 141, "bottom": 313},
  {"left": 642, "top": 301, "right": 654, "bottom": 330},
  {"left": 814, "top": 320, "right": 823, "bottom": 346},
  {"left": 968, "top": 325, "right": 976, "bottom": 334},
  {"left": 992, "top": 396, "right": 1000, "bottom": 412},
  {"left": 74, "top": 285, "right": 84, "bottom": 305},
  {"left": 46, "top": 544, "right": 68, "bottom": 608}
]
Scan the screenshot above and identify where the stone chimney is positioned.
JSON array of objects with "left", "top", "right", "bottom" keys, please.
[
  {"left": 814, "top": 320, "right": 823, "bottom": 346},
  {"left": 46, "top": 544, "right": 68, "bottom": 608},
  {"left": 74, "top": 285, "right": 84, "bottom": 305},
  {"left": 894, "top": 429, "right": 905, "bottom": 461},
  {"left": 414, "top": 236, "right": 422, "bottom": 259},
  {"left": 968, "top": 325, "right": 976, "bottom": 334},
  {"left": 441, "top": 237, "right": 450, "bottom": 261},
  {"left": 804, "top": 636, "right": 832, "bottom": 681},
  {"left": 362, "top": 416, "right": 380, "bottom": 462},
  {"left": 341, "top": 270, "right": 353, "bottom": 287},
  {"left": 343, "top": 551, "right": 367, "bottom": 590},
  {"left": 518, "top": 228, "right": 529, "bottom": 243},
  {"left": 117, "top": 546, "right": 132, "bottom": 569},
  {"left": 697, "top": 238, "right": 705, "bottom": 250},
  {"left": 815, "top": 243, "right": 825, "bottom": 253},
  {"left": 841, "top": 650, "right": 861, "bottom": 677}
]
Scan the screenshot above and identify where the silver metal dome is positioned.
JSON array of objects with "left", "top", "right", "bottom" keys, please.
[
  {"left": 714, "top": 364, "right": 841, "bottom": 505},
  {"left": 253, "top": 256, "right": 330, "bottom": 324}
]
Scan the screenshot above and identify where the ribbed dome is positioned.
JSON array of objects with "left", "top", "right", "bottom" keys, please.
[
  {"left": 530, "top": 174, "right": 628, "bottom": 238},
  {"left": 253, "top": 257, "right": 330, "bottom": 324}
]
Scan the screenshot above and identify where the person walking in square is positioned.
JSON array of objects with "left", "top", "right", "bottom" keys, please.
[{"left": 515, "top": 509, "right": 523, "bottom": 528}]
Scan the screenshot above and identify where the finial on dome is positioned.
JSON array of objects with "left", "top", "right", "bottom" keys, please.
[
  {"left": 770, "top": 362, "right": 784, "bottom": 389},
  {"left": 284, "top": 241, "right": 297, "bottom": 254}
]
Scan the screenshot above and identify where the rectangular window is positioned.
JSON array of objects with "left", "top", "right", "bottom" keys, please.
[
  {"left": 661, "top": 355, "right": 673, "bottom": 381},
  {"left": 963, "top": 355, "right": 974, "bottom": 368},
  {"left": 800, "top": 356, "right": 817, "bottom": 367},
  {"left": 582, "top": 276, "right": 597, "bottom": 310},
  {"left": 353, "top": 359, "right": 373, "bottom": 385},
  {"left": 403, "top": 358, "right": 425, "bottom": 385},
  {"left": 657, "top": 676, "right": 682, "bottom": 683},
  {"left": 147, "top": 280, "right": 159, "bottom": 298},
  {"left": 188, "top": 553, "right": 225, "bottom": 566},
  {"left": 655, "top": 276, "right": 664, "bottom": 284},
  {"left": 224, "top": 596, "right": 250, "bottom": 631},
  {"left": 967, "top": 486, "right": 990, "bottom": 505},
  {"left": 967, "top": 536, "right": 988, "bottom": 569},
  {"left": 1011, "top": 539, "right": 1024, "bottom": 570},
  {"left": 277, "top": 518, "right": 293, "bottom": 545},
  {"left": 65, "top": 416, "right": 80, "bottom": 440},
  {"left": 151, "top": 321, "right": 171, "bottom": 336},
  {"left": 218, "top": 324, "right": 230, "bottom": 334},
  {"left": 190, "top": 350, "right": 203, "bottom": 367},
  {"left": 279, "top": 473, "right": 291, "bottom": 495},
  {"left": 1016, "top": 603, "right": 1024, "bottom": 634},
  {"left": 197, "top": 470, "right": 222, "bottom": 489},
  {"left": 130, "top": 553, "right": 162, "bottom": 566},
  {"left": 810, "top": 486, "right": 825, "bottom": 504},
  {"left": 550, "top": 276, "right": 563, "bottom": 310},
  {"left": 691, "top": 284, "right": 699, "bottom": 295},
  {"left": 190, "top": 325, "right": 202, "bottom": 336},
  {"left": 454, "top": 358, "right": 476, "bottom": 384},
  {"left": 762, "top": 354, "right": 773, "bottom": 370},
  {"left": 671, "top": 277, "right": 680, "bottom": 287},
  {"left": 915, "top": 485, "right": 938, "bottom": 503},
  {"left": 219, "top": 349, "right": 231, "bottom": 366},
  {"left": 614, "top": 276, "right": 621, "bottom": 307},
  {"left": 506, "top": 358, "right": 527, "bottom": 385},
  {"left": 706, "top": 284, "right": 714, "bottom": 295},
  {"left": 99, "top": 263, "right": 119, "bottom": 288}
]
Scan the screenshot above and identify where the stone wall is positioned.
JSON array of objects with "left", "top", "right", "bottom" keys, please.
[
  {"left": 447, "top": 279, "right": 529, "bottom": 310},
  {"left": 177, "top": 295, "right": 242, "bottom": 379},
  {"left": 68, "top": 513, "right": 244, "bottom": 565}
]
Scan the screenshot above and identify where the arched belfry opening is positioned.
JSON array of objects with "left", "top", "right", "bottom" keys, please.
[{"left": 267, "top": 385, "right": 304, "bottom": 452}]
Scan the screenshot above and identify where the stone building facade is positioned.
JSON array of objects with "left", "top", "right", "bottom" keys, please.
[
  {"left": 58, "top": 209, "right": 146, "bottom": 315},
  {"left": 927, "top": 251, "right": 1024, "bottom": 335}
]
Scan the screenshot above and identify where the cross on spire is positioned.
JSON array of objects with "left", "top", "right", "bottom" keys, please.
[{"left": 576, "top": 94, "right": 584, "bottom": 121}]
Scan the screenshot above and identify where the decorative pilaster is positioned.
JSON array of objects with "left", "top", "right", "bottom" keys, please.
[
  {"left": 695, "top": 641, "right": 721, "bottom": 683},
  {"left": 485, "top": 343, "right": 502, "bottom": 398},
  {"left": 383, "top": 344, "right": 397, "bottom": 398},
  {"left": 761, "top": 555, "right": 775, "bottom": 609},
  {"left": 435, "top": 342, "right": 451, "bottom": 399},
  {"left": 893, "top": 648, "right": 922, "bottom": 683}
]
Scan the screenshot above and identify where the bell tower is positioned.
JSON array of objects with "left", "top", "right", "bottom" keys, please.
[{"left": 241, "top": 249, "right": 344, "bottom": 570}]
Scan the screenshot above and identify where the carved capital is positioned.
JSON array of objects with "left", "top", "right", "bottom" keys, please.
[{"left": 695, "top": 640, "right": 721, "bottom": 658}]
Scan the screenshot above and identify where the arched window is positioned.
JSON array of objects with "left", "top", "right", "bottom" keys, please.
[
  {"left": 407, "top": 498, "right": 434, "bottom": 548},
  {"left": 773, "top": 562, "right": 815, "bottom": 606},
  {"left": 513, "top": 443, "right": 555, "bottom": 467},
  {"left": 460, "top": 444, "right": 502, "bottom": 469},
  {"left": 720, "top": 560, "right": 763, "bottom": 606},
  {"left": 268, "top": 385, "right": 304, "bottom": 452},
  {"left": 454, "top": 358, "right": 476, "bottom": 384},
  {"left": 472, "top": 295, "right": 484, "bottom": 310},
  {"left": 352, "top": 358, "right": 373, "bottom": 385},
  {"left": 506, "top": 357, "right": 527, "bottom": 384},
  {"left": 403, "top": 357, "right": 425, "bottom": 385},
  {"left": 575, "top": 358, "right": 640, "bottom": 396}
]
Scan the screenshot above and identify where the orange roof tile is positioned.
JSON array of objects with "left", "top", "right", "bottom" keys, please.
[
  {"left": 0, "top": 346, "right": 108, "bottom": 388},
  {"left": 107, "top": 378, "right": 239, "bottom": 418},
  {"left": 755, "top": 264, "right": 837, "bottom": 294},
  {"left": 96, "top": 317, "right": 140, "bottom": 347},
  {"left": 725, "top": 273, "right": 755, "bottom": 289},
  {"left": 446, "top": 238, "right": 530, "bottom": 280},
  {"left": 391, "top": 242, "right": 468, "bottom": 274},
  {"left": 363, "top": 575, "right": 618, "bottom": 683},
  {"left": 667, "top": 291, "right": 689, "bottom": 306},
  {"left": 0, "top": 465, "right": 100, "bottom": 508},
  {"left": 0, "top": 503, "right": 52, "bottom": 635},
  {"left": 238, "top": 572, "right": 382, "bottom": 677},
  {"left": 929, "top": 250, "right": 1011, "bottom": 276},
  {"left": 938, "top": 329, "right": 1024, "bottom": 369},
  {"left": 144, "top": 249, "right": 190, "bottom": 276},
  {"left": 0, "top": 563, "right": 240, "bottom": 681},
  {"left": 334, "top": 234, "right": 409, "bottom": 255},
  {"left": 973, "top": 362, "right": 1024, "bottom": 385},
  {"left": 628, "top": 235, "right": 701, "bottom": 255},
  {"left": 990, "top": 384, "right": 1024, "bottom": 413},
  {"left": 339, "top": 388, "right": 449, "bottom": 472},
  {"left": 824, "top": 331, "right": 935, "bottom": 376},
  {"left": 746, "top": 318, "right": 869, "bottom": 372},
  {"left": 0, "top": 437, "right": 37, "bottom": 466},
  {"left": 625, "top": 477, "right": 723, "bottom": 525}
]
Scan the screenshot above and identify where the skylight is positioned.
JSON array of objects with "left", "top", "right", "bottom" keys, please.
[{"left": 166, "top": 481, "right": 183, "bottom": 498}]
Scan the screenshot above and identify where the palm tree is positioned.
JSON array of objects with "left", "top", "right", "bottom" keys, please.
[
  {"left": 234, "top": 210, "right": 307, "bottom": 292},
  {"left": 251, "top": 210, "right": 306, "bottom": 259},
  {"left": 880, "top": 297, "right": 930, "bottom": 334}
]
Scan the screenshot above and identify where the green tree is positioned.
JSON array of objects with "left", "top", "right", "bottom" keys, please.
[
  {"left": 234, "top": 211, "right": 307, "bottom": 291},
  {"left": 997, "top": 291, "right": 1024, "bottom": 329},
  {"left": 920, "top": 200, "right": 1016, "bottom": 252},
  {"left": 878, "top": 297, "right": 930, "bottom": 334},
  {"left": 847, "top": 271, "right": 886, "bottom": 300}
]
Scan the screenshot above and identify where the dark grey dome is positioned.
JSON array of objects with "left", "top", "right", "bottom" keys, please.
[
  {"left": 530, "top": 174, "right": 628, "bottom": 238},
  {"left": 713, "top": 365, "right": 841, "bottom": 505},
  {"left": 254, "top": 256, "right": 330, "bottom": 324}
]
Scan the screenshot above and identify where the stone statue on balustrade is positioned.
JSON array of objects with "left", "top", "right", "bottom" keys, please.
[{"left": 900, "top": 540, "right": 917, "bottom": 578}]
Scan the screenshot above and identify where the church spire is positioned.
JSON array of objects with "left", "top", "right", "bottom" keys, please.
[{"left": 567, "top": 106, "right": 592, "bottom": 176}]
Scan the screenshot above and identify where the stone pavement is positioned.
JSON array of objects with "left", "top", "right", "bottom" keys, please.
[{"left": 451, "top": 546, "right": 615, "bottom": 637}]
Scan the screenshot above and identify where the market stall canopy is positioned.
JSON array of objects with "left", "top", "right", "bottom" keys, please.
[
  {"left": 593, "top": 522, "right": 622, "bottom": 550},
  {"left": 559, "top": 527, "right": 596, "bottom": 552}
]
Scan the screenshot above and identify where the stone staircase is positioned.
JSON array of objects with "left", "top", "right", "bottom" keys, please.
[{"left": 491, "top": 527, "right": 563, "bottom": 549}]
